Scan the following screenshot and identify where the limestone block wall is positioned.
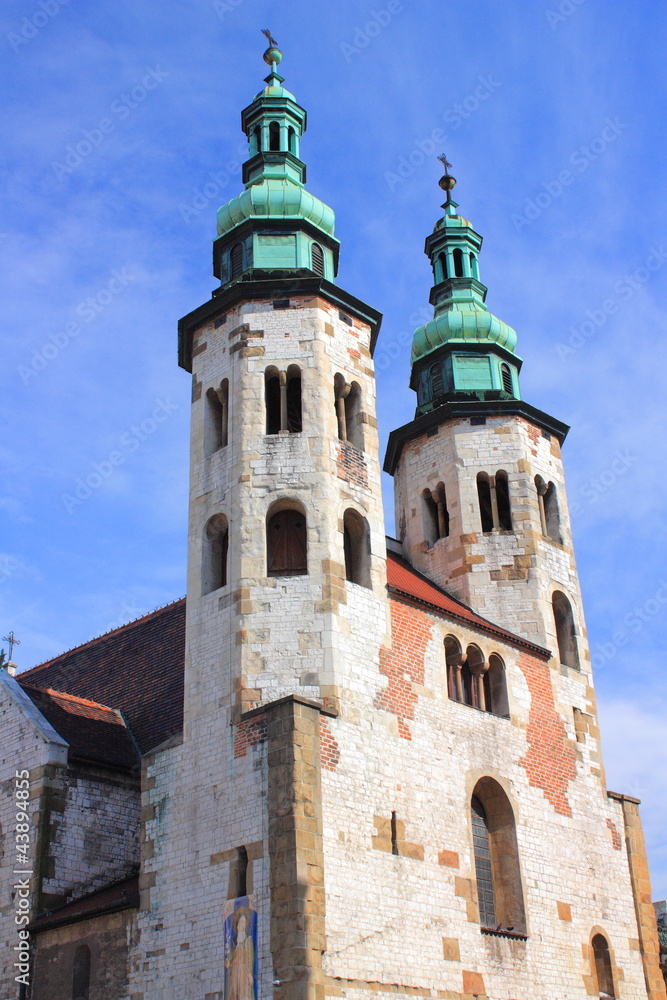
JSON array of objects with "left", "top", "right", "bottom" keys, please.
[
  {"left": 0, "top": 675, "right": 69, "bottom": 994},
  {"left": 394, "top": 414, "right": 583, "bottom": 654},
  {"left": 42, "top": 765, "right": 140, "bottom": 907},
  {"left": 318, "top": 595, "right": 652, "bottom": 1000},
  {"left": 31, "top": 908, "right": 137, "bottom": 1000}
]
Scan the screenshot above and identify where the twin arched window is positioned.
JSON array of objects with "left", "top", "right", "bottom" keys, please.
[
  {"left": 477, "top": 471, "right": 512, "bottom": 533},
  {"left": 445, "top": 638, "right": 509, "bottom": 717},
  {"left": 265, "top": 366, "right": 302, "bottom": 434},
  {"left": 471, "top": 778, "right": 526, "bottom": 934},
  {"left": 334, "top": 375, "right": 364, "bottom": 451},
  {"left": 422, "top": 483, "right": 449, "bottom": 548},
  {"left": 553, "top": 590, "right": 579, "bottom": 669},
  {"left": 535, "top": 475, "right": 561, "bottom": 543},
  {"left": 205, "top": 380, "right": 229, "bottom": 456}
]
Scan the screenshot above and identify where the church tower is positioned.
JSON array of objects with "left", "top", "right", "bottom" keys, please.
[{"left": 386, "top": 160, "right": 583, "bottom": 660}]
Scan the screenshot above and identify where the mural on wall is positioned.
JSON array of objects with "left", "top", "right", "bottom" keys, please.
[{"left": 224, "top": 894, "right": 258, "bottom": 1000}]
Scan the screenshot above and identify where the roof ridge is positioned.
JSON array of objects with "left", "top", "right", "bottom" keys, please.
[
  {"left": 20, "top": 683, "right": 125, "bottom": 719},
  {"left": 20, "top": 596, "right": 186, "bottom": 677}
]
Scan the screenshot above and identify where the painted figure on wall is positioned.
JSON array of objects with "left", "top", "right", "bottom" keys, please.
[{"left": 224, "top": 895, "right": 258, "bottom": 1000}]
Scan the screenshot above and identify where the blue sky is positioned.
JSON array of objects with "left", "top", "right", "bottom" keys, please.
[{"left": 2, "top": 1, "right": 666, "bottom": 896}]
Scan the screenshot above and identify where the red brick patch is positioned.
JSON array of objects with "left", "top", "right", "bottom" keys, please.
[
  {"left": 517, "top": 652, "right": 576, "bottom": 817},
  {"left": 320, "top": 719, "right": 340, "bottom": 770},
  {"left": 375, "top": 598, "right": 432, "bottom": 739},
  {"left": 606, "top": 817, "right": 622, "bottom": 850},
  {"left": 336, "top": 441, "right": 368, "bottom": 490},
  {"left": 233, "top": 715, "right": 267, "bottom": 758}
]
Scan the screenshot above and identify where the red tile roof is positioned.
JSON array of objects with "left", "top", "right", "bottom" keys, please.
[
  {"left": 29, "top": 874, "right": 139, "bottom": 932},
  {"left": 386, "top": 550, "right": 549, "bottom": 656},
  {"left": 19, "top": 599, "right": 185, "bottom": 754},
  {"left": 20, "top": 685, "right": 140, "bottom": 771}
]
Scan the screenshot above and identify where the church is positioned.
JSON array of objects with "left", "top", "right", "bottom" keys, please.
[{"left": 1, "top": 39, "right": 665, "bottom": 1000}]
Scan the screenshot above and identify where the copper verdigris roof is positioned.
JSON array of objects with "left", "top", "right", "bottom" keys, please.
[
  {"left": 20, "top": 685, "right": 140, "bottom": 771},
  {"left": 18, "top": 598, "right": 185, "bottom": 754}
]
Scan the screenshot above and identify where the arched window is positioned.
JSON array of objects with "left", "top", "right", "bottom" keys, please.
[
  {"left": 486, "top": 654, "right": 509, "bottom": 718},
  {"left": 495, "top": 471, "right": 512, "bottom": 530},
  {"left": 453, "top": 248, "right": 464, "bottom": 277},
  {"left": 249, "top": 126, "right": 261, "bottom": 155},
  {"left": 422, "top": 489, "right": 439, "bottom": 549},
  {"left": 445, "top": 635, "right": 462, "bottom": 701},
  {"left": 205, "top": 380, "right": 228, "bottom": 456},
  {"left": 269, "top": 121, "right": 280, "bottom": 151},
  {"left": 343, "top": 509, "right": 371, "bottom": 588},
  {"left": 592, "top": 934, "right": 615, "bottom": 997},
  {"left": 477, "top": 473, "right": 494, "bottom": 533},
  {"left": 470, "top": 253, "right": 479, "bottom": 279},
  {"left": 72, "top": 943, "right": 91, "bottom": 1000},
  {"left": 265, "top": 367, "right": 281, "bottom": 434},
  {"left": 286, "top": 365, "right": 302, "bottom": 433},
  {"left": 334, "top": 375, "right": 364, "bottom": 451},
  {"left": 429, "top": 361, "right": 444, "bottom": 401},
  {"left": 288, "top": 126, "right": 297, "bottom": 155},
  {"left": 203, "top": 514, "right": 229, "bottom": 594},
  {"left": 471, "top": 797, "right": 496, "bottom": 928},
  {"left": 439, "top": 252, "right": 449, "bottom": 280},
  {"left": 230, "top": 242, "right": 243, "bottom": 279},
  {"left": 544, "top": 482, "right": 561, "bottom": 543},
  {"left": 553, "top": 591, "right": 579, "bottom": 669},
  {"left": 471, "top": 778, "right": 526, "bottom": 934},
  {"left": 500, "top": 363, "right": 513, "bottom": 395},
  {"left": 267, "top": 503, "right": 307, "bottom": 577},
  {"left": 311, "top": 242, "right": 324, "bottom": 277}
]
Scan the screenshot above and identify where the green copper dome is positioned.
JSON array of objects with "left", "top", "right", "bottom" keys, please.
[
  {"left": 411, "top": 300, "right": 518, "bottom": 363},
  {"left": 217, "top": 179, "right": 335, "bottom": 238}
]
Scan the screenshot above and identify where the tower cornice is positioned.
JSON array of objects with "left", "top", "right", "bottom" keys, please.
[
  {"left": 384, "top": 398, "right": 569, "bottom": 475},
  {"left": 178, "top": 275, "right": 382, "bottom": 372}
]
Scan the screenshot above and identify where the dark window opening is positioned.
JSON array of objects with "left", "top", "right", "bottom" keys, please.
[
  {"left": 265, "top": 371, "right": 281, "bottom": 434},
  {"left": 230, "top": 242, "right": 243, "bottom": 279},
  {"left": 472, "top": 797, "right": 496, "bottom": 929},
  {"left": 269, "top": 121, "right": 280, "bottom": 151},
  {"left": 453, "top": 247, "right": 464, "bottom": 277},
  {"left": 486, "top": 654, "right": 510, "bottom": 717},
  {"left": 592, "top": 934, "right": 616, "bottom": 998},
  {"left": 72, "top": 944, "right": 91, "bottom": 1000},
  {"left": 205, "top": 380, "right": 228, "bottom": 456},
  {"left": 553, "top": 590, "right": 580, "bottom": 669},
  {"left": 254, "top": 126, "right": 261, "bottom": 152},
  {"left": 461, "top": 660, "right": 475, "bottom": 707},
  {"left": 422, "top": 489, "right": 439, "bottom": 549},
  {"left": 286, "top": 366, "right": 302, "bottom": 433},
  {"left": 267, "top": 507, "right": 307, "bottom": 577},
  {"left": 500, "top": 363, "right": 513, "bottom": 395},
  {"left": 390, "top": 811, "right": 399, "bottom": 855},
  {"left": 343, "top": 509, "right": 372, "bottom": 588},
  {"left": 439, "top": 252, "right": 449, "bottom": 280},
  {"left": 544, "top": 482, "right": 561, "bottom": 543},
  {"left": 430, "top": 362, "right": 444, "bottom": 400},
  {"left": 203, "top": 514, "right": 229, "bottom": 594},
  {"left": 311, "top": 242, "right": 324, "bottom": 277},
  {"left": 273, "top": 299, "right": 290, "bottom": 310},
  {"left": 495, "top": 471, "right": 512, "bottom": 530},
  {"left": 477, "top": 473, "right": 494, "bottom": 533},
  {"left": 228, "top": 846, "right": 249, "bottom": 899}
]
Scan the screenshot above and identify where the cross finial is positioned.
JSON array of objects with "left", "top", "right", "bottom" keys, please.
[
  {"left": 437, "top": 153, "right": 457, "bottom": 206},
  {"left": 261, "top": 28, "right": 279, "bottom": 48},
  {"left": 2, "top": 630, "right": 20, "bottom": 661}
]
